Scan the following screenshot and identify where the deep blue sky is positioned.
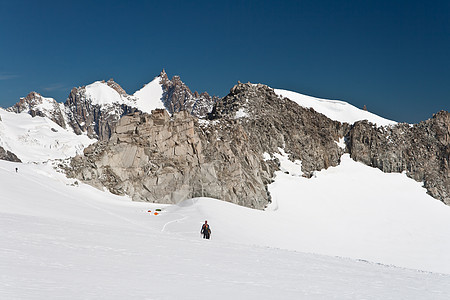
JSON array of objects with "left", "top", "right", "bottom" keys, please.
[{"left": 0, "top": 0, "right": 448, "bottom": 123}]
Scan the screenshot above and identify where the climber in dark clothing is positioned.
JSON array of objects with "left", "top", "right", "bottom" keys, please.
[{"left": 201, "top": 220, "right": 211, "bottom": 239}]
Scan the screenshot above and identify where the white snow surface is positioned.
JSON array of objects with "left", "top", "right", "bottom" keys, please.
[
  {"left": 336, "top": 136, "right": 346, "bottom": 149},
  {"left": 1, "top": 154, "right": 450, "bottom": 298},
  {"left": 0, "top": 108, "right": 93, "bottom": 163},
  {"left": 85, "top": 81, "right": 125, "bottom": 106},
  {"left": 274, "top": 89, "right": 397, "bottom": 126},
  {"left": 132, "top": 76, "right": 166, "bottom": 112},
  {"left": 32, "top": 94, "right": 57, "bottom": 112},
  {"left": 84, "top": 76, "right": 165, "bottom": 114},
  {"left": 234, "top": 107, "right": 249, "bottom": 119},
  {"left": 272, "top": 147, "right": 303, "bottom": 177}
]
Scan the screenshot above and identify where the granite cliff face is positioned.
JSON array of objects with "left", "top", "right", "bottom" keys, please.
[
  {"left": 66, "top": 109, "right": 276, "bottom": 208},
  {"left": 69, "top": 110, "right": 270, "bottom": 208},
  {"left": 66, "top": 83, "right": 348, "bottom": 208}
]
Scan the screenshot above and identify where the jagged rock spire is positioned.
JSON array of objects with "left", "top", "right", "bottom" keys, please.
[
  {"left": 158, "top": 70, "right": 217, "bottom": 117},
  {"left": 159, "top": 69, "right": 169, "bottom": 82}
]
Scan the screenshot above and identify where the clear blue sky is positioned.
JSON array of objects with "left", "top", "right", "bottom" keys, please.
[{"left": 0, "top": 0, "right": 448, "bottom": 123}]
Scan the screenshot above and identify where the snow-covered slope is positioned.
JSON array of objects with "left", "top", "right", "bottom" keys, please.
[
  {"left": 85, "top": 81, "right": 126, "bottom": 106},
  {"left": 1, "top": 159, "right": 450, "bottom": 299},
  {"left": 0, "top": 108, "right": 93, "bottom": 163},
  {"left": 275, "top": 89, "right": 397, "bottom": 126},
  {"left": 132, "top": 76, "right": 165, "bottom": 112},
  {"left": 84, "top": 78, "right": 165, "bottom": 114}
]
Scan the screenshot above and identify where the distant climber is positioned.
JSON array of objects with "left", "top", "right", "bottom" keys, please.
[
  {"left": 15, "top": 167, "right": 18, "bottom": 173},
  {"left": 201, "top": 220, "right": 211, "bottom": 239}
]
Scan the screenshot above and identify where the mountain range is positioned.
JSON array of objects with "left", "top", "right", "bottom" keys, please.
[
  {"left": 2, "top": 70, "right": 448, "bottom": 208},
  {"left": 1, "top": 71, "right": 450, "bottom": 296}
]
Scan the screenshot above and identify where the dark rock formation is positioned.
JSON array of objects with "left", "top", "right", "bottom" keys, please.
[
  {"left": 159, "top": 70, "right": 218, "bottom": 117},
  {"left": 0, "top": 146, "right": 21, "bottom": 162},
  {"left": 210, "top": 82, "right": 349, "bottom": 175},
  {"left": 348, "top": 111, "right": 450, "bottom": 204}
]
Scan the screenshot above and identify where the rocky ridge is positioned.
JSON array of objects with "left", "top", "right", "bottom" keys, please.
[
  {"left": 7, "top": 71, "right": 217, "bottom": 141},
  {"left": 66, "top": 82, "right": 450, "bottom": 208},
  {"left": 348, "top": 111, "right": 450, "bottom": 204},
  {"left": 4, "top": 74, "right": 449, "bottom": 208},
  {"left": 66, "top": 83, "right": 349, "bottom": 208}
]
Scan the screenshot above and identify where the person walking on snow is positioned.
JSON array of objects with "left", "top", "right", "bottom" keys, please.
[{"left": 201, "top": 220, "right": 211, "bottom": 239}]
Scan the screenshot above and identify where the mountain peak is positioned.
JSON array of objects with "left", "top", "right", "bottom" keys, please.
[
  {"left": 6, "top": 91, "right": 66, "bottom": 129},
  {"left": 24, "top": 91, "right": 42, "bottom": 99},
  {"left": 10, "top": 91, "right": 57, "bottom": 111},
  {"left": 209, "top": 81, "right": 277, "bottom": 120},
  {"left": 159, "top": 69, "right": 169, "bottom": 82}
]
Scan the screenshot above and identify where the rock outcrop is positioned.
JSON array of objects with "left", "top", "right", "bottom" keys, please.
[
  {"left": 67, "top": 109, "right": 276, "bottom": 208},
  {"left": 159, "top": 70, "right": 218, "bottom": 118},
  {"left": 348, "top": 110, "right": 450, "bottom": 204},
  {"left": 0, "top": 146, "right": 21, "bottom": 162},
  {"left": 210, "top": 82, "right": 349, "bottom": 176},
  {"left": 67, "top": 83, "right": 348, "bottom": 208}
]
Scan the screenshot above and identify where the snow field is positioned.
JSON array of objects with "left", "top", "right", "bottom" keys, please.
[
  {"left": 132, "top": 76, "right": 166, "bottom": 113},
  {"left": 274, "top": 88, "right": 397, "bottom": 126},
  {"left": 1, "top": 158, "right": 450, "bottom": 299},
  {"left": 0, "top": 109, "right": 93, "bottom": 163},
  {"left": 159, "top": 155, "right": 450, "bottom": 274},
  {"left": 2, "top": 212, "right": 449, "bottom": 300}
]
